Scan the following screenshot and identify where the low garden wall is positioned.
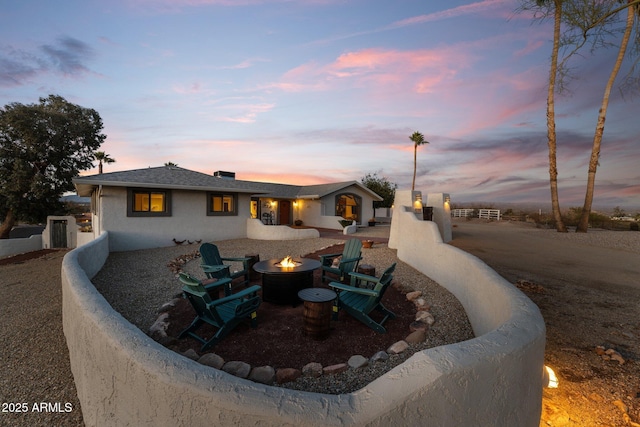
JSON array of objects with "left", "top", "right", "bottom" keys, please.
[
  {"left": 0, "top": 234, "right": 42, "bottom": 259},
  {"left": 246, "top": 218, "right": 319, "bottom": 240},
  {"left": 62, "top": 201, "right": 545, "bottom": 426}
]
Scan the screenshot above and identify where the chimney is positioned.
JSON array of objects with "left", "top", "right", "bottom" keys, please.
[{"left": 214, "top": 171, "right": 236, "bottom": 180}]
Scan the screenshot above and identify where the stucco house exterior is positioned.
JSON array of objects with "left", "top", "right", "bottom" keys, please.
[{"left": 72, "top": 165, "right": 382, "bottom": 251}]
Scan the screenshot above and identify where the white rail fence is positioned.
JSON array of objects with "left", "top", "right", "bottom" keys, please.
[
  {"left": 451, "top": 209, "right": 501, "bottom": 220},
  {"left": 451, "top": 209, "right": 475, "bottom": 218}
]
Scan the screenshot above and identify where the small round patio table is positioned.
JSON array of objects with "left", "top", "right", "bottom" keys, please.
[{"left": 297, "top": 288, "right": 337, "bottom": 340}]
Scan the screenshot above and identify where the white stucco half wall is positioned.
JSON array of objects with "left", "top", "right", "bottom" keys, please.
[
  {"left": 246, "top": 219, "right": 320, "bottom": 240},
  {"left": 62, "top": 194, "right": 545, "bottom": 426},
  {"left": 0, "top": 234, "right": 42, "bottom": 259}
]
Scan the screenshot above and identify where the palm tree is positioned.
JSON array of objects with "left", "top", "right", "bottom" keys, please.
[
  {"left": 409, "top": 131, "right": 429, "bottom": 192},
  {"left": 576, "top": 1, "right": 636, "bottom": 232},
  {"left": 94, "top": 151, "right": 116, "bottom": 174}
]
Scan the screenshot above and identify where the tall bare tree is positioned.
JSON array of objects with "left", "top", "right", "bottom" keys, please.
[
  {"left": 520, "top": 0, "right": 639, "bottom": 232},
  {"left": 541, "top": 0, "right": 568, "bottom": 232},
  {"left": 577, "top": 1, "right": 637, "bottom": 232},
  {"left": 409, "top": 131, "right": 429, "bottom": 192}
]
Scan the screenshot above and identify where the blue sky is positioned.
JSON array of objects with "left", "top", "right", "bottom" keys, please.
[{"left": 1, "top": 0, "right": 638, "bottom": 210}]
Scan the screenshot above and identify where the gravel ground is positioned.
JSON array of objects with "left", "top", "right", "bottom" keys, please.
[
  {"left": 0, "top": 249, "right": 83, "bottom": 427},
  {"left": 92, "top": 226, "right": 475, "bottom": 394}
]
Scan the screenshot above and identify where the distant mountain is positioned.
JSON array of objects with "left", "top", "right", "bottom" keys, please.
[{"left": 60, "top": 194, "right": 90, "bottom": 204}]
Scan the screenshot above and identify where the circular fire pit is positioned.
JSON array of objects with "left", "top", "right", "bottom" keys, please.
[{"left": 253, "top": 258, "right": 321, "bottom": 305}]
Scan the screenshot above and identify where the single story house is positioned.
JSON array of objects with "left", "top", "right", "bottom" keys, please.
[{"left": 73, "top": 166, "right": 382, "bottom": 251}]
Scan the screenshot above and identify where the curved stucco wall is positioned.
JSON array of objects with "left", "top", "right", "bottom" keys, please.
[{"left": 63, "top": 210, "right": 545, "bottom": 426}]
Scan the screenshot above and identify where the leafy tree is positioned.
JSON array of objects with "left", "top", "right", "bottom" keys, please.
[
  {"left": 409, "top": 131, "right": 429, "bottom": 192},
  {"left": 94, "top": 151, "right": 116, "bottom": 174},
  {"left": 164, "top": 161, "right": 178, "bottom": 167},
  {"left": 612, "top": 206, "right": 626, "bottom": 217},
  {"left": 0, "top": 95, "right": 106, "bottom": 239},
  {"left": 361, "top": 172, "right": 397, "bottom": 209}
]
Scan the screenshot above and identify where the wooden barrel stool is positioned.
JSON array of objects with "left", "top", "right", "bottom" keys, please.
[{"left": 297, "top": 288, "right": 337, "bottom": 340}]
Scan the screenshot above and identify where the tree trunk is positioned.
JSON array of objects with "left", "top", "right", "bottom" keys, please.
[
  {"left": 548, "top": 0, "right": 567, "bottom": 232},
  {"left": 576, "top": 3, "right": 634, "bottom": 233},
  {"left": 0, "top": 209, "right": 16, "bottom": 239},
  {"left": 411, "top": 144, "right": 417, "bottom": 192}
]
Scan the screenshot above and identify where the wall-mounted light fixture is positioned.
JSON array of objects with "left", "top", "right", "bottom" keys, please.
[{"left": 413, "top": 191, "right": 423, "bottom": 212}]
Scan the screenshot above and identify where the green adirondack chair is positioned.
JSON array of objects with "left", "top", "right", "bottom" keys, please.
[
  {"left": 329, "top": 263, "right": 397, "bottom": 333},
  {"left": 320, "top": 238, "right": 363, "bottom": 283},
  {"left": 199, "top": 243, "right": 251, "bottom": 294},
  {"left": 178, "top": 272, "right": 261, "bottom": 351}
]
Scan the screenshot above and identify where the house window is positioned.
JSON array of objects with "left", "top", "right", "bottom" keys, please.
[
  {"left": 127, "top": 189, "right": 172, "bottom": 217},
  {"left": 207, "top": 193, "right": 237, "bottom": 216},
  {"left": 335, "top": 193, "right": 361, "bottom": 223}
]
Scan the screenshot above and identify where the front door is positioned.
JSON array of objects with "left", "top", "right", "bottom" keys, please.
[{"left": 279, "top": 200, "right": 291, "bottom": 225}]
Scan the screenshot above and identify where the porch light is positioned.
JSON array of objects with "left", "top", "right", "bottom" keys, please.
[{"left": 413, "top": 192, "right": 423, "bottom": 212}]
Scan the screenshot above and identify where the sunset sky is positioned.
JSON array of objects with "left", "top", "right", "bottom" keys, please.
[{"left": 1, "top": 0, "right": 638, "bottom": 210}]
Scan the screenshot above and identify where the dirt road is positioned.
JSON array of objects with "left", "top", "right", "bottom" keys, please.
[{"left": 449, "top": 218, "right": 640, "bottom": 427}]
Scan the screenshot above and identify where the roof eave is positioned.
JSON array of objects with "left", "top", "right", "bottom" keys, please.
[{"left": 72, "top": 179, "right": 262, "bottom": 195}]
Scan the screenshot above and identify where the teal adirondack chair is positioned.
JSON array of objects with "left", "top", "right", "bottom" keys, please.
[
  {"left": 199, "top": 243, "right": 251, "bottom": 294},
  {"left": 329, "top": 263, "right": 397, "bottom": 333},
  {"left": 178, "top": 272, "right": 261, "bottom": 351},
  {"left": 320, "top": 238, "right": 363, "bottom": 283}
]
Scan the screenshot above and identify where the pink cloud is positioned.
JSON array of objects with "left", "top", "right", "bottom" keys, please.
[{"left": 278, "top": 47, "right": 468, "bottom": 96}]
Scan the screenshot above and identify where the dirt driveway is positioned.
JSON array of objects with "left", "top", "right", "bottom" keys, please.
[{"left": 449, "top": 218, "right": 640, "bottom": 427}]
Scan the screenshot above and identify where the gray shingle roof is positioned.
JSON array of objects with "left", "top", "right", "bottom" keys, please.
[{"left": 73, "top": 166, "right": 382, "bottom": 201}]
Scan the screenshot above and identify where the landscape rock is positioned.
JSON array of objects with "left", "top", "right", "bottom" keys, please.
[
  {"left": 348, "top": 355, "right": 368, "bottom": 369},
  {"left": 158, "top": 298, "right": 181, "bottom": 313},
  {"left": 413, "top": 298, "right": 430, "bottom": 310},
  {"left": 387, "top": 340, "right": 409, "bottom": 355},
  {"left": 405, "top": 290, "right": 422, "bottom": 301},
  {"left": 148, "top": 313, "right": 170, "bottom": 340},
  {"left": 609, "top": 351, "right": 625, "bottom": 365},
  {"left": 323, "top": 363, "right": 348, "bottom": 375},
  {"left": 222, "top": 361, "right": 251, "bottom": 378},
  {"left": 409, "top": 320, "right": 429, "bottom": 333},
  {"left": 276, "top": 368, "right": 302, "bottom": 384},
  {"left": 182, "top": 348, "right": 200, "bottom": 361},
  {"left": 249, "top": 366, "right": 276, "bottom": 385},
  {"left": 405, "top": 330, "right": 427, "bottom": 344},
  {"left": 198, "top": 353, "right": 225, "bottom": 369},
  {"left": 415, "top": 310, "right": 435, "bottom": 325},
  {"left": 302, "top": 362, "right": 323, "bottom": 378},
  {"left": 370, "top": 351, "right": 389, "bottom": 363}
]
